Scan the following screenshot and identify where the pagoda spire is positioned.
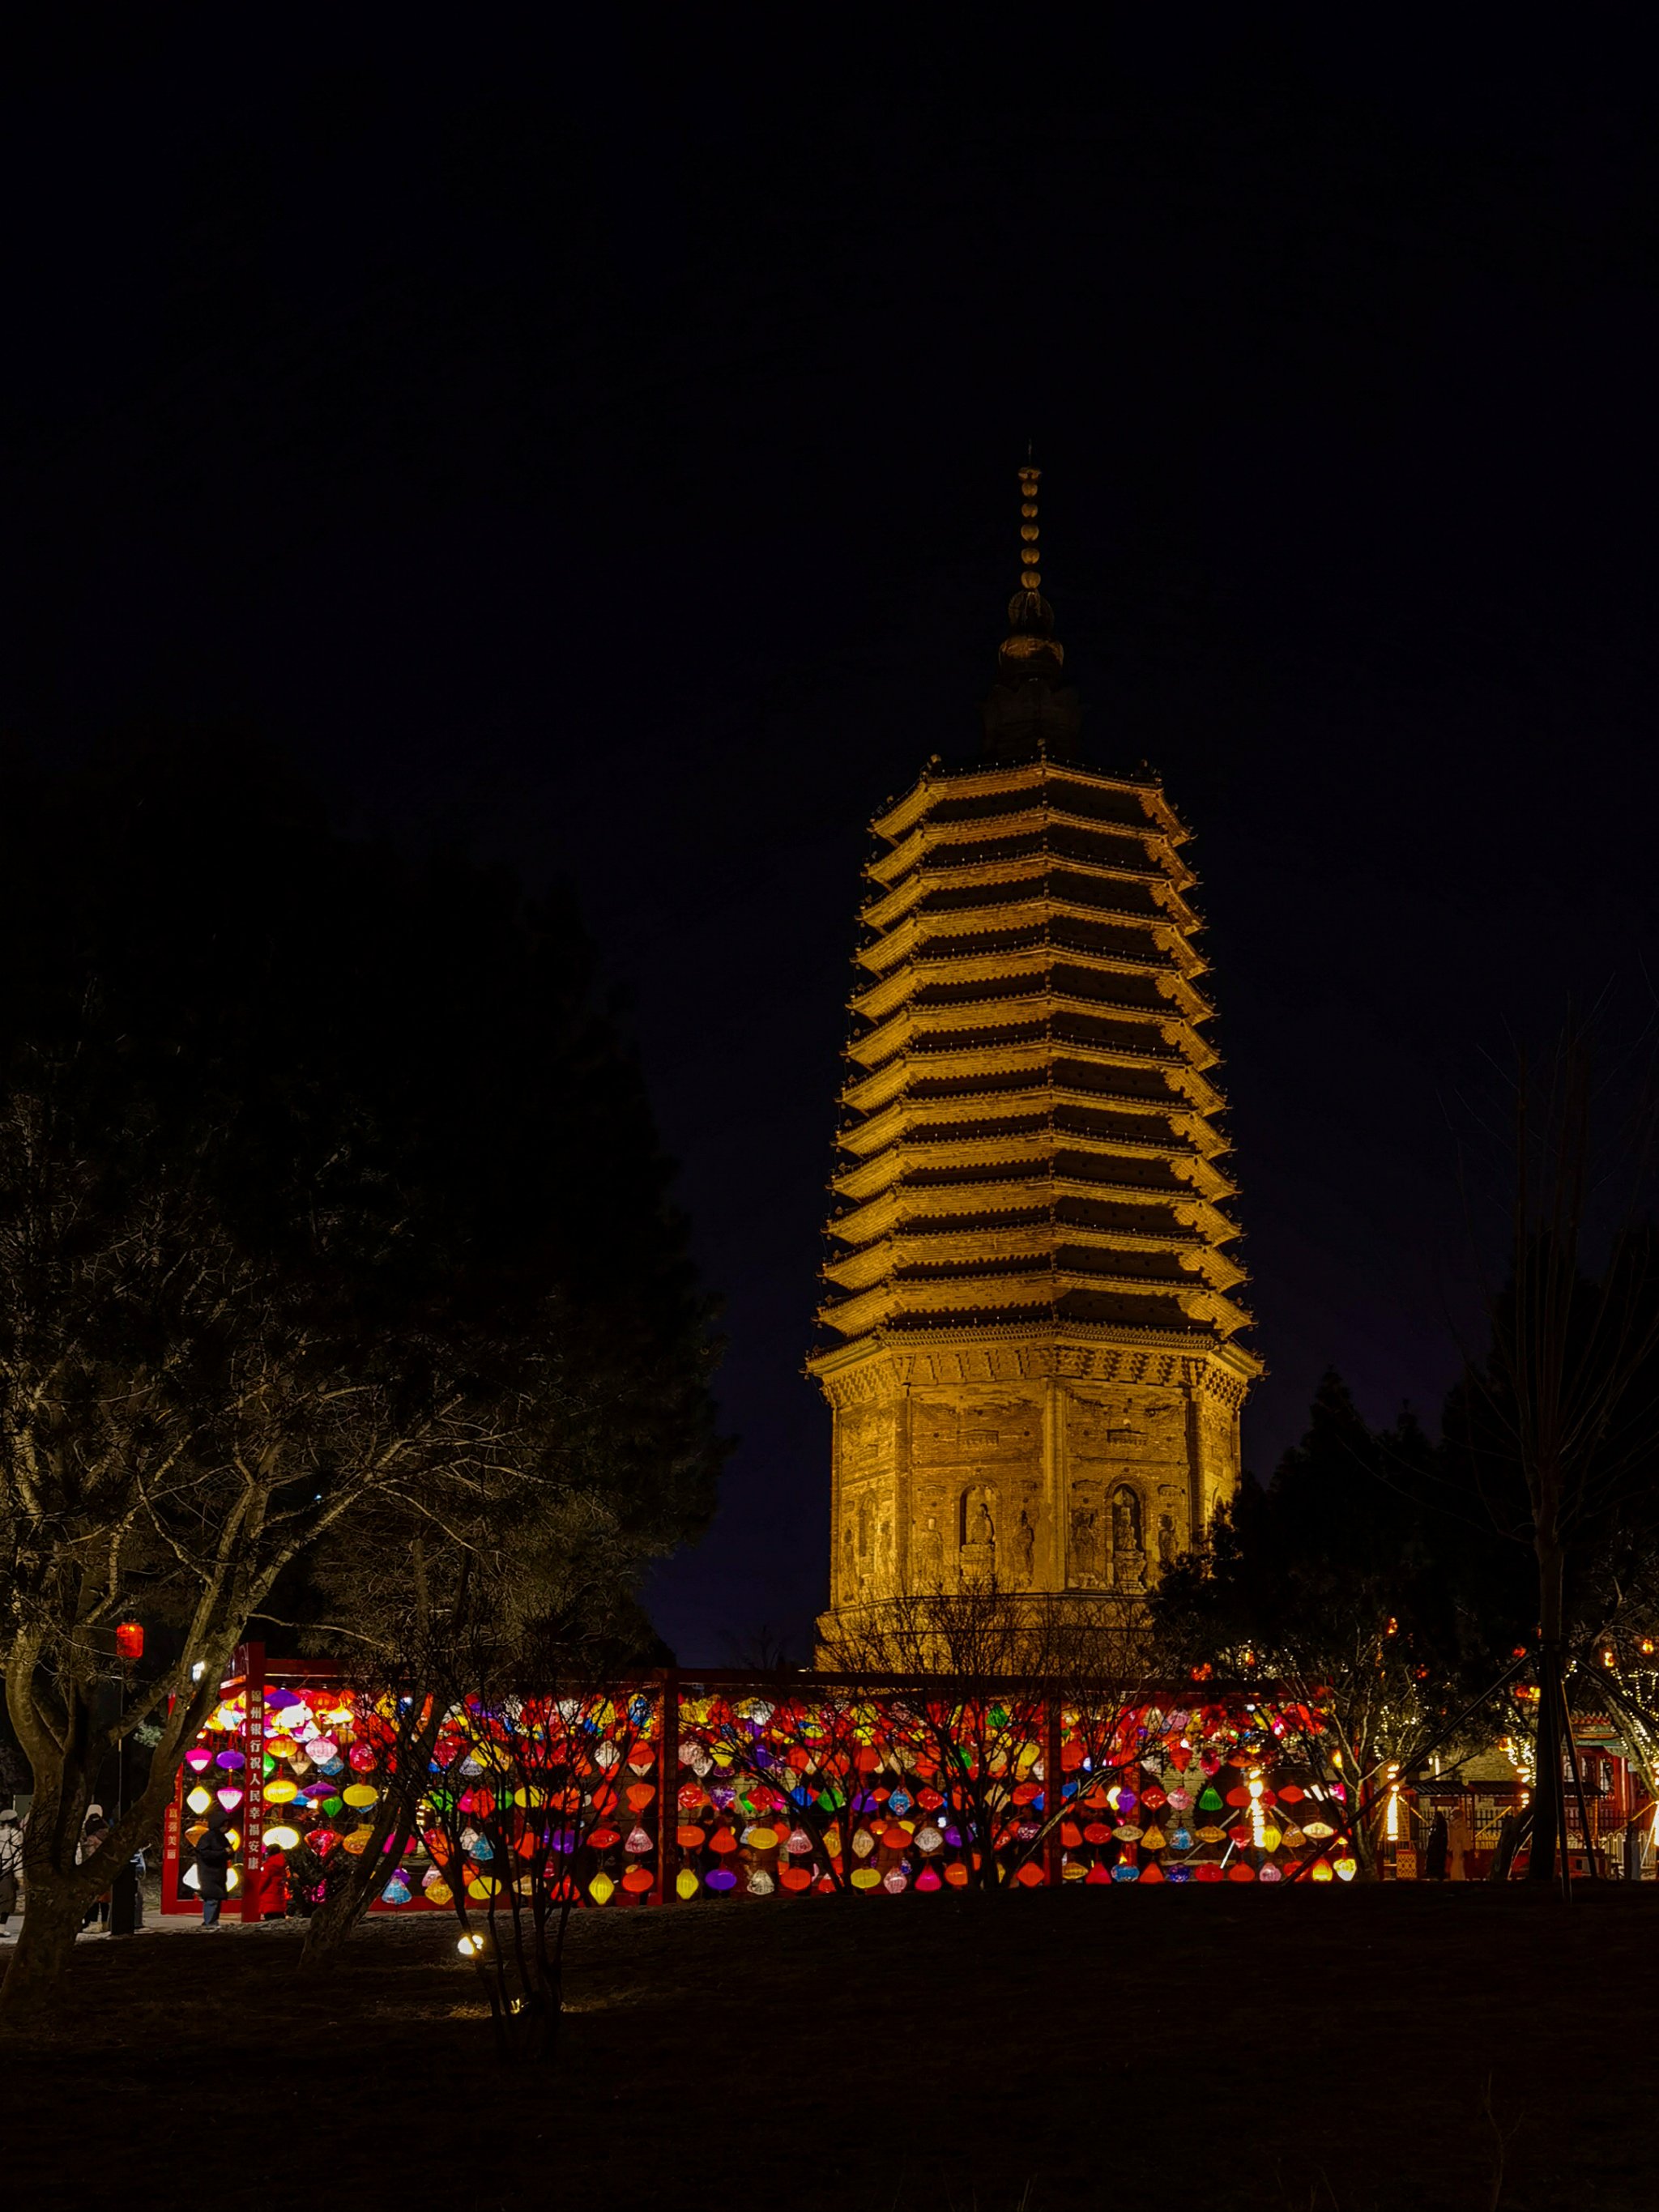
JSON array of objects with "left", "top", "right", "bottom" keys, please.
[
  {"left": 998, "top": 459, "right": 1063, "bottom": 680},
  {"left": 983, "top": 456, "right": 1081, "bottom": 760}
]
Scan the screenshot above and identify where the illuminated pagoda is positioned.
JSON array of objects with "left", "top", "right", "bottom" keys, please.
[{"left": 810, "top": 466, "right": 1260, "bottom": 1630}]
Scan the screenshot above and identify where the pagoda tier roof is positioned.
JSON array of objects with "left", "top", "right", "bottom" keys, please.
[
  {"left": 868, "top": 803, "right": 1196, "bottom": 893},
  {"left": 820, "top": 1300, "right": 1247, "bottom": 1357},
  {"left": 851, "top": 995, "right": 1214, "bottom": 1075},
  {"left": 847, "top": 993, "right": 1219, "bottom": 1083},
  {"left": 830, "top": 1166, "right": 1240, "bottom": 1248},
  {"left": 840, "top": 1181, "right": 1237, "bottom": 1246},
  {"left": 854, "top": 898, "right": 1205, "bottom": 984},
  {"left": 827, "top": 1141, "right": 1239, "bottom": 1247},
  {"left": 855, "top": 909, "right": 1208, "bottom": 987},
  {"left": 861, "top": 852, "right": 1204, "bottom": 938},
  {"left": 869, "top": 759, "right": 1190, "bottom": 849},
  {"left": 837, "top": 1080, "right": 1229, "bottom": 1162},
  {"left": 856, "top": 965, "right": 1189, "bottom": 1030},
  {"left": 836, "top": 1106, "right": 1222, "bottom": 1173},
  {"left": 831, "top": 1139, "right": 1237, "bottom": 1217},
  {"left": 819, "top": 1267, "right": 1251, "bottom": 1345},
  {"left": 840, "top": 1046, "right": 1231, "bottom": 1137},
  {"left": 808, "top": 1318, "right": 1263, "bottom": 1386},
  {"left": 831, "top": 1117, "right": 1231, "bottom": 1202},
  {"left": 823, "top": 1218, "right": 1247, "bottom": 1295},
  {"left": 850, "top": 944, "right": 1216, "bottom": 1029}
]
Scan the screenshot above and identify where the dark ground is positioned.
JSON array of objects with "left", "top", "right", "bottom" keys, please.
[{"left": 10, "top": 1886, "right": 1657, "bottom": 2209}]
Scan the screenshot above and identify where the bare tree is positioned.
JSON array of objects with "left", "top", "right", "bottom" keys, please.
[
  {"left": 0, "top": 1079, "right": 548, "bottom": 2021},
  {"left": 1451, "top": 1034, "right": 1659, "bottom": 1887},
  {"left": 293, "top": 1476, "right": 658, "bottom": 1973},
  {"left": 0, "top": 741, "right": 722, "bottom": 2023},
  {"left": 425, "top": 1676, "right": 650, "bottom": 2062},
  {"left": 693, "top": 1682, "right": 900, "bottom": 1895},
  {"left": 818, "top": 1579, "right": 1154, "bottom": 1890}
]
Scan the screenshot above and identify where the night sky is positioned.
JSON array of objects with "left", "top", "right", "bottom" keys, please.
[{"left": 5, "top": 21, "right": 1657, "bottom": 1660}]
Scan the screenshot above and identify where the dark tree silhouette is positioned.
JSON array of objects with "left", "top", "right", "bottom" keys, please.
[
  {"left": 1442, "top": 1038, "right": 1659, "bottom": 1886},
  {"left": 1151, "top": 1374, "right": 1476, "bottom": 1874},
  {"left": 0, "top": 734, "right": 722, "bottom": 2021}
]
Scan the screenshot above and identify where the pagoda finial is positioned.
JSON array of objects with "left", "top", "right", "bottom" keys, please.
[
  {"left": 983, "top": 454, "right": 1080, "bottom": 759},
  {"left": 1018, "top": 452, "right": 1041, "bottom": 589},
  {"left": 998, "top": 458, "right": 1062, "bottom": 679}
]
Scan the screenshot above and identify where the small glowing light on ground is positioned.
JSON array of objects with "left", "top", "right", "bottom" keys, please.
[{"left": 457, "top": 1933, "right": 486, "bottom": 1956}]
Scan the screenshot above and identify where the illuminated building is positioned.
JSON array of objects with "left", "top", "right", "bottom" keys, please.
[{"left": 811, "top": 467, "right": 1260, "bottom": 1628}]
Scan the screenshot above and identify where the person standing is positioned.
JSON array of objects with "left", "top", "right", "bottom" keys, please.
[
  {"left": 194, "top": 1813, "right": 232, "bottom": 1929},
  {"left": 1446, "top": 1804, "right": 1474, "bottom": 1882},
  {"left": 255, "top": 1847, "right": 289, "bottom": 1921},
  {"left": 1424, "top": 1808, "right": 1449, "bottom": 1882},
  {"left": 0, "top": 1808, "right": 22, "bottom": 1933},
  {"left": 78, "top": 1804, "right": 113, "bottom": 1929},
  {"left": 111, "top": 1842, "right": 146, "bottom": 1936}
]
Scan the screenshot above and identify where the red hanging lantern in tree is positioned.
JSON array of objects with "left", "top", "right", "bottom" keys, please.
[{"left": 114, "top": 1622, "right": 144, "bottom": 1661}]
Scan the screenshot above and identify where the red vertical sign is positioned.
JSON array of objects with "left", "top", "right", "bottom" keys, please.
[
  {"left": 655, "top": 1669, "right": 680, "bottom": 1905},
  {"left": 1043, "top": 1694, "right": 1064, "bottom": 1888},
  {"left": 160, "top": 1775, "right": 183, "bottom": 1916},
  {"left": 238, "top": 1642, "right": 267, "bottom": 1923}
]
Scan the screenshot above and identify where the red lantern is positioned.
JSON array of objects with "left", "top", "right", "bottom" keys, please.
[{"left": 115, "top": 1622, "right": 143, "bottom": 1661}]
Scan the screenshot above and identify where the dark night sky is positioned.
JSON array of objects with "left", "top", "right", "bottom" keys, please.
[{"left": 5, "top": 19, "right": 1657, "bottom": 1659}]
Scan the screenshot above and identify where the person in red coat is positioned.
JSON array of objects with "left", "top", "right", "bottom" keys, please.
[{"left": 255, "top": 1849, "right": 290, "bottom": 1920}]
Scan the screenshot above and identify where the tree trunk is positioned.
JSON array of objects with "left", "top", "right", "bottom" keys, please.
[
  {"left": 296, "top": 1702, "right": 441, "bottom": 1975},
  {"left": 295, "top": 1860, "right": 369, "bottom": 1975},
  {"left": 1530, "top": 1541, "right": 1566, "bottom": 1887},
  {"left": 0, "top": 1877, "right": 90, "bottom": 2031},
  {"left": 2, "top": 1628, "right": 245, "bottom": 2021},
  {"left": 1350, "top": 1771, "right": 1380, "bottom": 1882},
  {"left": 296, "top": 1803, "right": 417, "bottom": 1976}
]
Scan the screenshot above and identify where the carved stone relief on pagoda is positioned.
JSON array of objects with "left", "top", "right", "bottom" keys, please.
[
  {"left": 1065, "top": 1470, "right": 1170, "bottom": 1591},
  {"left": 904, "top": 1400, "right": 1047, "bottom": 1590},
  {"left": 911, "top": 1396, "right": 1041, "bottom": 1468}
]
